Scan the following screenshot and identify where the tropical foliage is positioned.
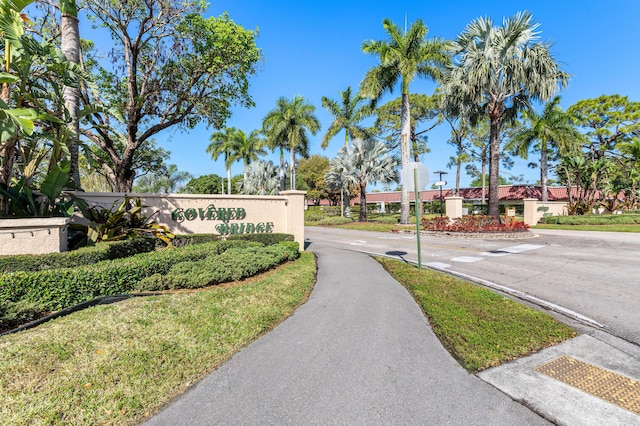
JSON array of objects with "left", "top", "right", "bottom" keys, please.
[
  {"left": 440, "top": 11, "right": 568, "bottom": 218},
  {"left": 325, "top": 138, "right": 398, "bottom": 222},
  {"left": 361, "top": 18, "right": 448, "bottom": 224}
]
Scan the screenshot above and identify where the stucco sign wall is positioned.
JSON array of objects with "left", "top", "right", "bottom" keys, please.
[{"left": 69, "top": 190, "right": 306, "bottom": 250}]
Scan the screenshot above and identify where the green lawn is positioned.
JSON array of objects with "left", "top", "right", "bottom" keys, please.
[
  {"left": 533, "top": 224, "right": 640, "bottom": 232},
  {"left": 0, "top": 252, "right": 316, "bottom": 426},
  {"left": 377, "top": 257, "right": 576, "bottom": 372}
]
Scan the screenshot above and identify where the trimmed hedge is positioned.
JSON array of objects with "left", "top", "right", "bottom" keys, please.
[
  {"left": 226, "top": 233, "right": 294, "bottom": 245},
  {"left": 0, "top": 241, "right": 226, "bottom": 311},
  {"left": 318, "top": 217, "right": 352, "bottom": 226},
  {"left": 0, "top": 238, "right": 157, "bottom": 273},
  {"left": 538, "top": 214, "right": 640, "bottom": 225},
  {"left": 1, "top": 240, "right": 301, "bottom": 317},
  {"left": 171, "top": 234, "right": 220, "bottom": 247},
  {"left": 137, "top": 241, "right": 300, "bottom": 291}
]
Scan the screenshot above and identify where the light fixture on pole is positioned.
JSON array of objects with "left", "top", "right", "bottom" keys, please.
[{"left": 434, "top": 170, "right": 448, "bottom": 217}]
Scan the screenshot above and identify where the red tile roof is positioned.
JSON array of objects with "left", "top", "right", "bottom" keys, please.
[{"left": 351, "top": 185, "right": 578, "bottom": 205}]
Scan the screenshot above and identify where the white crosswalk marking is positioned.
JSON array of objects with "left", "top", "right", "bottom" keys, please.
[
  {"left": 480, "top": 244, "right": 543, "bottom": 257},
  {"left": 451, "top": 256, "right": 484, "bottom": 263}
]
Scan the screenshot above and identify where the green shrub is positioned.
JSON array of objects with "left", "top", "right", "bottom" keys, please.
[
  {"left": 0, "top": 299, "right": 41, "bottom": 331},
  {"left": 538, "top": 214, "right": 640, "bottom": 225},
  {"left": 226, "top": 233, "right": 294, "bottom": 245},
  {"left": 376, "top": 215, "right": 400, "bottom": 224},
  {"left": 304, "top": 208, "right": 325, "bottom": 222},
  {"left": 318, "top": 216, "right": 352, "bottom": 226},
  {"left": 321, "top": 206, "right": 342, "bottom": 217},
  {"left": 0, "top": 241, "right": 222, "bottom": 311},
  {"left": 0, "top": 238, "right": 157, "bottom": 273},
  {"left": 136, "top": 242, "right": 300, "bottom": 291},
  {"left": 171, "top": 234, "right": 220, "bottom": 247}
]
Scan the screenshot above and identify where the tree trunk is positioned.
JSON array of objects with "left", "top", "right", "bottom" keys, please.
[
  {"left": 399, "top": 93, "right": 411, "bottom": 224},
  {"left": 278, "top": 150, "right": 285, "bottom": 192},
  {"left": 481, "top": 160, "right": 487, "bottom": 206},
  {"left": 227, "top": 167, "right": 232, "bottom": 194},
  {"left": 61, "top": 4, "right": 81, "bottom": 187},
  {"left": 540, "top": 146, "right": 548, "bottom": 202},
  {"left": 289, "top": 150, "right": 295, "bottom": 190},
  {"left": 359, "top": 181, "right": 367, "bottom": 222},
  {"left": 488, "top": 112, "right": 502, "bottom": 219}
]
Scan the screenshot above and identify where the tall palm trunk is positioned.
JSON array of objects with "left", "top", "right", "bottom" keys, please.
[
  {"left": 488, "top": 103, "right": 503, "bottom": 219},
  {"left": 289, "top": 149, "right": 295, "bottom": 190},
  {"left": 400, "top": 93, "right": 411, "bottom": 224},
  {"left": 359, "top": 181, "right": 367, "bottom": 222},
  {"left": 540, "top": 146, "right": 549, "bottom": 202},
  {"left": 227, "top": 167, "right": 232, "bottom": 194},
  {"left": 278, "top": 148, "right": 285, "bottom": 192},
  {"left": 61, "top": 0, "right": 81, "bottom": 187}
]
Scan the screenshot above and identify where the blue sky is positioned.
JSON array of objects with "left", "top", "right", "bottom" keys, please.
[{"left": 114, "top": 1, "right": 640, "bottom": 188}]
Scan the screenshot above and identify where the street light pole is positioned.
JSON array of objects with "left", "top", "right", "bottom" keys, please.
[{"left": 434, "top": 170, "right": 448, "bottom": 217}]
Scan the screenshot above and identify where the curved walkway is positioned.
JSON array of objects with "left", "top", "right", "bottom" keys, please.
[{"left": 145, "top": 244, "right": 547, "bottom": 425}]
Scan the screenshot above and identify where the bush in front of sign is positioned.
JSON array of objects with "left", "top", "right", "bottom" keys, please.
[{"left": 136, "top": 241, "right": 300, "bottom": 291}]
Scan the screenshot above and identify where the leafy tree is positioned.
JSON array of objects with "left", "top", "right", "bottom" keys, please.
[
  {"left": 82, "top": 138, "right": 169, "bottom": 191},
  {"left": 78, "top": 2, "right": 261, "bottom": 191},
  {"left": 506, "top": 96, "right": 581, "bottom": 201},
  {"left": 132, "top": 164, "right": 192, "bottom": 194},
  {"left": 360, "top": 18, "right": 448, "bottom": 224},
  {"left": 321, "top": 86, "right": 371, "bottom": 149},
  {"left": 568, "top": 94, "right": 640, "bottom": 160},
  {"left": 441, "top": 11, "right": 568, "bottom": 218},
  {"left": 374, "top": 93, "right": 440, "bottom": 161},
  {"left": 325, "top": 138, "right": 398, "bottom": 222},
  {"left": 297, "top": 155, "right": 329, "bottom": 206},
  {"left": 182, "top": 173, "right": 224, "bottom": 194},
  {"left": 262, "top": 95, "right": 320, "bottom": 190}
]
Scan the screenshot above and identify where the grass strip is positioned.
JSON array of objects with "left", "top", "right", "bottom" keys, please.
[
  {"left": 376, "top": 257, "right": 576, "bottom": 372},
  {"left": 533, "top": 224, "right": 640, "bottom": 232},
  {"left": 0, "top": 252, "right": 316, "bottom": 426}
]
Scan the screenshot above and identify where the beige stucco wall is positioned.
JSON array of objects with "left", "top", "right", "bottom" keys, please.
[
  {"left": 523, "top": 198, "right": 568, "bottom": 226},
  {"left": 68, "top": 191, "right": 307, "bottom": 250},
  {"left": 0, "top": 217, "right": 69, "bottom": 255}
]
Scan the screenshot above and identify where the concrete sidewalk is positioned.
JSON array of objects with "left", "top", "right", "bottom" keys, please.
[{"left": 145, "top": 245, "right": 640, "bottom": 425}]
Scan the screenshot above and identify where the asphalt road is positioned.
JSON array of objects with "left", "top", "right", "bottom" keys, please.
[{"left": 305, "top": 226, "right": 640, "bottom": 346}]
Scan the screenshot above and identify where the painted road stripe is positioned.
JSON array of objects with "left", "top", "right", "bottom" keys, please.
[
  {"left": 450, "top": 256, "right": 484, "bottom": 263},
  {"left": 481, "top": 244, "right": 544, "bottom": 257}
]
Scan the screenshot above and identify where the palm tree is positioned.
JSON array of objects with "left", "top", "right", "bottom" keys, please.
[
  {"left": 321, "top": 86, "right": 371, "bottom": 216},
  {"left": 507, "top": 96, "right": 580, "bottom": 201},
  {"left": 207, "top": 127, "right": 239, "bottom": 194},
  {"left": 230, "top": 129, "right": 267, "bottom": 184},
  {"left": 239, "top": 160, "right": 280, "bottom": 195},
  {"left": 321, "top": 86, "right": 371, "bottom": 149},
  {"left": 441, "top": 11, "right": 569, "bottom": 218},
  {"left": 60, "top": 0, "right": 81, "bottom": 186},
  {"left": 262, "top": 96, "right": 320, "bottom": 190},
  {"left": 326, "top": 138, "right": 399, "bottom": 222},
  {"left": 360, "top": 18, "right": 449, "bottom": 224}
]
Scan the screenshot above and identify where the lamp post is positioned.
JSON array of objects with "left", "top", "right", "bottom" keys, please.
[{"left": 434, "top": 170, "right": 448, "bottom": 217}]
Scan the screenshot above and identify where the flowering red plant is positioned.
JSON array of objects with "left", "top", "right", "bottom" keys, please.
[{"left": 421, "top": 215, "right": 529, "bottom": 233}]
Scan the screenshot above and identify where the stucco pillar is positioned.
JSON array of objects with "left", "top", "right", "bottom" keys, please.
[
  {"left": 445, "top": 196, "right": 464, "bottom": 219},
  {"left": 523, "top": 198, "right": 539, "bottom": 226},
  {"left": 280, "top": 190, "right": 306, "bottom": 251}
]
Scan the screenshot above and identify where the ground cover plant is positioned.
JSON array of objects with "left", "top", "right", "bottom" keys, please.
[
  {"left": 377, "top": 257, "right": 575, "bottom": 371},
  {"left": 422, "top": 215, "right": 529, "bottom": 233},
  {"left": 0, "top": 252, "right": 316, "bottom": 425}
]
